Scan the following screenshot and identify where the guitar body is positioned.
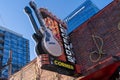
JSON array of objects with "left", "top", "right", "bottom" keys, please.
[
  {"left": 41, "top": 28, "right": 62, "bottom": 56},
  {"left": 32, "top": 33, "right": 45, "bottom": 55}
]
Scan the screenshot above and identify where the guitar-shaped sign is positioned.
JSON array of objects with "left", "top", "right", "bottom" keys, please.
[{"left": 24, "top": 1, "right": 62, "bottom": 57}]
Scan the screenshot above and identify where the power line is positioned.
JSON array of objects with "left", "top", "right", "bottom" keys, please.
[{"left": 0, "top": 14, "right": 6, "bottom": 26}]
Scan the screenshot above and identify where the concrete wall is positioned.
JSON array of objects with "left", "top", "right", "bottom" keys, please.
[{"left": 9, "top": 57, "right": 82, "bottom": 80}]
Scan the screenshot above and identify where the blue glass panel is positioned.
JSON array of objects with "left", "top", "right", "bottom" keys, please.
[{"left": 64, "top": 0, "right": 99, "bottom": 33}]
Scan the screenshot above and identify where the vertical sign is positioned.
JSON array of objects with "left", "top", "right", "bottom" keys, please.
[
  {"left": 41, "top": 11, "right": 75, "bottom": 63},
  {"left": 39, "top": 9, "right": 81, "bottom": 77}
]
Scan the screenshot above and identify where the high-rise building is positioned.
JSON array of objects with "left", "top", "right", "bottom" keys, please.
[
  {"left": 64, "top": 0, "right": 99, "bottom": 33},
  {"left": 0, "top": 26, "right": 30, "bottom": 78}
]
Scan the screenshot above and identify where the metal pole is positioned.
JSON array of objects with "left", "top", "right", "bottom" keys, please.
[{"left": 8, "top": 50, "right": 12, "bottom": 78}]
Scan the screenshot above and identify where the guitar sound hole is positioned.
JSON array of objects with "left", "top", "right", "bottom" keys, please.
[{"left": 49, "top": 42, "right": 55, "bottom": 45}]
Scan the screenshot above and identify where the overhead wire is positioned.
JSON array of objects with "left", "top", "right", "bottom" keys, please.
[{"left": 0, "top": 14, "right": 6, "bottom": 26}]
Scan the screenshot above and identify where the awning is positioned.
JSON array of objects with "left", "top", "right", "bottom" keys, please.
[{"left": 80, "top": 61, "right": 120, "bottom": 80}]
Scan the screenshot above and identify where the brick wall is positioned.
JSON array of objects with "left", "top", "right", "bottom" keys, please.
[{"left": 70, "top": 0, "right": 120, "bottom": 76}]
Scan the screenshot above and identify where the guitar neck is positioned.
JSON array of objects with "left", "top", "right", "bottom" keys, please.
[
  {"left": 24, "top": 6, "right": 41, "bottom": 35},
  {"left": 29, "top": 1, "right": 47, "bottom": 30}
]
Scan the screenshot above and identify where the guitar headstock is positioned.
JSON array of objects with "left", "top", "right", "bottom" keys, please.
[
  {"left": 29, "top": 1, "right": 37, "bottom": 10},
  {"left": 24, "top": 6, "right": 32, "bottom": 15}
]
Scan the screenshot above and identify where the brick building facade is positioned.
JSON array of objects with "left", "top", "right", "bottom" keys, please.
[{"left": 70, "top": 0, "right": 120, "bottom": 77}]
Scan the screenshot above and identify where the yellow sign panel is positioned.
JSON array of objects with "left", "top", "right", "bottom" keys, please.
[{"left": 54, "top": 60, "right": 74, "bottom": 70}]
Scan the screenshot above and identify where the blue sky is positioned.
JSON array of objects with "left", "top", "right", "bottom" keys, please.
[{"left": 0, "top": 0, "right": 113, "bottom": 60}]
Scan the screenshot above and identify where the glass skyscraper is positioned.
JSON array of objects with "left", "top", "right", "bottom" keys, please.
[
  {"left": 64, "top": 0, "right": 99, "bottom": 33},
  {"left": 0, "top": 26, "right": 30, "bottom": 78}
]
